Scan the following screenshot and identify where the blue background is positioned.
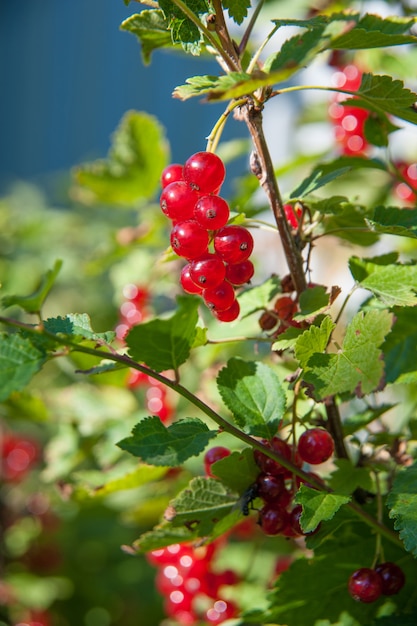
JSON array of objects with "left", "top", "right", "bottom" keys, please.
[{"left": 0, "top": 1, "right": 244, "bottom": 195}]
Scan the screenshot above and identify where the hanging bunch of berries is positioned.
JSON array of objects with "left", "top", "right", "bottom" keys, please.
[
  {"left": 147, "top": 541, "right": 239, "bottom": 625},
  {"left": 328, "top": 64, "right": 370, "bottom": 156},
  {"left": 160, "top": 151, "right": 255, "bottom": 322}
]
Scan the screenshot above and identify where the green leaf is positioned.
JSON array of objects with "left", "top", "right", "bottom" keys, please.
[
  {"left": 342, "top": 404, "right": 395, "bottom": 436},
  {"left": 237, "top": 275, "right": 281, "bottom": 318},
  {"left": 117, "top": 416, "right": 218, "bottom": 466},
  {"left": 328, "top": 459, "right": 373, "bottom": 496},
  {"left": 158, "top": 0, "right": 208, "bottom": 53},
  {"left": 264, "top": 26, "right": 327, "bottom": 76},
  {"left": 126, "top": 296, "right": 199, "bottom": 372},
  {"left": 363, "top": 113, "right": 399, "bottom": 148},
  {"left": 296, "top": 286, "right": 338, "bottom": 321},
  {"left": 74, "top": 111, "right": 169, "bottom": 206},
  {"left": 216, "top": 358, "right": 286, "bottom": 438},
  {"left": 120, "top": 11, "right": 172, "bottom": 64},
  {"left": 329, "top": 14, "right": 417, "bottom": 49},
  {"left": 294, "top": 316, "right": 336, "bottom": 370},
  {"left": 367, "top": 206, "right": 417, "bottom": 239},
  {"left": 383, "top": 307, "right": 417, "bottom": 384},
  {"left": 290, "top": 156, "right": 387, "bottom": 199},
  {"left": 209, "top": 448, "right": 260, "bottom": 494},
  {"left": 133, "top": 522, "right": 197, "bottom": 552},
  {"left": 222, "top": 0, "right": 251, "bottom": 25},
  {"left": 387, "top": 463, "right": 417, "bottom": 557},
  {"left": 349, "top": 257, "right": 417, "bottom": 307},
  {"left": 295, "top": 485, "right": 351, "bottom": 533},
  {"left": 44, "top": 313, "right": 116, "bottom": 344},
  {"left": 303, "top": 310, "right": 393, "bottom": 399},
  {"left": 271, "top": 325, "right": 305, "bottom": 352},
  {"left": 0, "top": 334, "right": 46, "bottom": 402},
  {"left": 2, "top": 259, "right": 62, "bottom": 314},
  {"left": 323, "top": 203, "right": 380, "bottom": 247},
  {"left": 355, "top": 74, "right": 417, "bottom": 126},
  {"left": 75, "top": 464, "right": 168, "bottom": 499},
  {"left": 164, "top": 476, "right": 237, "bottom": 535}
]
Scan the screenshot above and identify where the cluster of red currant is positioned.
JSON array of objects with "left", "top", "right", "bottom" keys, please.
[
  {"left": 258, "top": 293, "right": 301, "bottom": 336},
  {"left": 328, "top": 64, "right": 370, "bottom": 156},
  {"left": 147, "top": 541, "right": 239, "bottom": 625},
  {"left": 160, "top": 152, "right": 255, "bottom": 322},
  {"left": 1, "top": 431, "right": 39, "bottom": 483},
  {"left": 348, "top": 562, "right": 405, "bottom": 603},
  {"left": 393, "top": 160, "right": 417, "bottom": 204},
  {"left": 115, "top": 283, "right": 150, "bottom": 342},
  {"left": 254, "top": 429, "right": 334, "bottom": 536},
  {"left": 205, "top": 428, "right": 334, "bottom": 538},
  {"left": 127, "top": 369, "right": 173, "bottom": 423}
]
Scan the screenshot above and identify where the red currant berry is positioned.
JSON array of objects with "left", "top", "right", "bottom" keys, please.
[
  {"left": 256, "top": 473, "right": 286, "bottom": 502},
  {"left": 183, "top": 151, "right": 226, "bottom": 194},
  {"left": 254, "top": 437, "right": 292, "bottom": 477},
  {"left": 288, "top": 504, "right": 304, "bottom": 536},
  {"left": 284, "top": 204, "right": 302, "bottom": 229},
  {"left": 393, "top": 161, "right": 417, "bottom": 203},
  {"left": 205, "top": 599, "right": 238, "bottom": 625},
  {"left": 180, "top": 264, "right": 204, "bottom": 295},
  {"left": 214, "top": 225, "right": 254, "bottom": 264},
  {"left": 375, "top": 562, "right": 405, "bottom": 596},
  {"left": 160, "top": 181, "right": 199, "bottom": 221},
  {"left": 170, "top": 221, "right": 209, "bottom": 259},
  {"left": 258, "top": 310, "right": 278, "bottom": 331},
  {"left": 259, "top": 504, "right": 290, "bottom": 535},
  {"left": 189, "top": 253, "right": 226, "bottom": 289},
  {"left": 212, "top": 298, "right": 240, "bottom": 322},
  {"left": 297, "top": 428, "right": 334, "bottom": 465},
  {"left": 204, "top": 446, "right": 231, "bottom": 478},
  {"left": 203, "top": 280, "right": 235, "bottom": 312},
  {"left": 225, "top": 259, "right": 255, "bottom": 286},
  {"left": 274, "top": 296, "right": 298, "bottom": 321},
  {"left": 161, "top": 163, "right": 184, "bottom": 188},
  {"left": 193, "top": 195, "right": 230, "bottom": 230},
  {"left": 348, "top": 568, "right": 383, "bottom": 603}
]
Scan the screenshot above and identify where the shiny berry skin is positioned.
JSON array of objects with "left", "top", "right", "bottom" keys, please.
[
  {"left": 204, "top": 446, "right": 231, "bottom": 477},
  {"left": 170, "top": 221, "right": 209, "bottom": 259},
  {"left": 214, "top": 225, "right": 254, "bottom": 264},
  {"left": 256, "top": 473, "right": 286, "bottom": 502},
  {"left": 160, "top": 181, "right": 199, "bottom": 221},
  {"left": 393, "top": 161, "right": 417, "bottom": 203},
  {"left": 297, "top": 428, "right": 334, "bottom": 465},
  {"left": 254, "top": 437, "right": 293, "bottom": 477},
  {"left": 225, "top": 259, "right": 255, "bottom": 286},
  {"left": 161, "top": 163, "right": 184, "bottom": 188},
  {"left": 348, "top": 568, "right": 382, "bottom": 603},
  {"left": 183, "top": 151, "right": 226, "bottom": 194},
  {"left": 284, "top": 204, "right": 302, "bottom": 229},
  {"left": 274, "top": 296, "right": 298, "bottom": 321},
  {"left": 375, "top": 562, "right": 405, "bottom": 596},
  {"left": 203, "top": 280, "right": 235, "bottom": 312},
  {"left": 180, "top": 264, "right": 204, "bottom": 295},
  {"left": 189, "top": 253, "right": 226, "bottom": 289},
  {"left": 193, "top": 195, "right": 230, "bottom": 230},
  {"left": 259, "top": 504, "right": 290, "bottom": 535},
  {"left": 212, "top": 298, "right": 240, "bottom": 322}
]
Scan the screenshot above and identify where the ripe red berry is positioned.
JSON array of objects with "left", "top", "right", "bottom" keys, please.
[
  {"left": 297, "top": 428, "right": 334, "bottom": 465},
  {"left": 203, "top": 280, "right": 235, "bottom": 312},
  {"left": 204, "top": 446, "right": 231, "bottom": 478},
  {"left": 170, "top": 221, "right": 209, "bottom": 259},
  {"left": 254, "top": 437, "right": 293, "bottom": 477},
  {"left": 193, "top": 195, "right": 230, "bottom": 230},
  {"left": 225, "top": 259, "right": 255, "bottom": 286},
  {"left": 284, "top": 204, "right": 302, "bottom": 229},
  {"left": 256, "top": 473, "right": 286, "bottom": 502},
  {"left": 214, "top": 225, "right": 254, "bottom": 264},
  {"left": 183, "top": 151, "right": 226, "bottom": 194},
  {"left": 348, "top": 568, "right": 383, "bottom": 603},
  {"left": 212, "top": 298, "right": 240, "bottom": 322},
  {"left": 189, "top": 253, "right": 226, "bottom": 289},
  {"left": 160, "top": 181, "right": 199, "bottom": 221},
  {"left": 375, "top": 562, "right": 405, "bottom": 596},
  {"left": 259, "top": 504, "right": 290, "bottom": 535},
  {"left": 161, "top": 163, "right": 184, "bottom": 188},
  {"left": 180, "top": 264, "right": 204, "bottom": 294},
  {"left": 274, "top": 296, "right": 298, "bottom": 321}
]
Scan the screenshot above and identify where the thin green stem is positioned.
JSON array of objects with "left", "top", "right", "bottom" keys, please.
[
  {"left": 206, "top": 98, "right": 248, "bottom": 153},
  {"left": 246, "top": 22, "right": 279, "bottom": 74},
  {"left": 170, "top": 0, "right": 239, "bottom": 71},
  {"left": 239, "top": 0, "right": 266, "bottom": 57}
]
